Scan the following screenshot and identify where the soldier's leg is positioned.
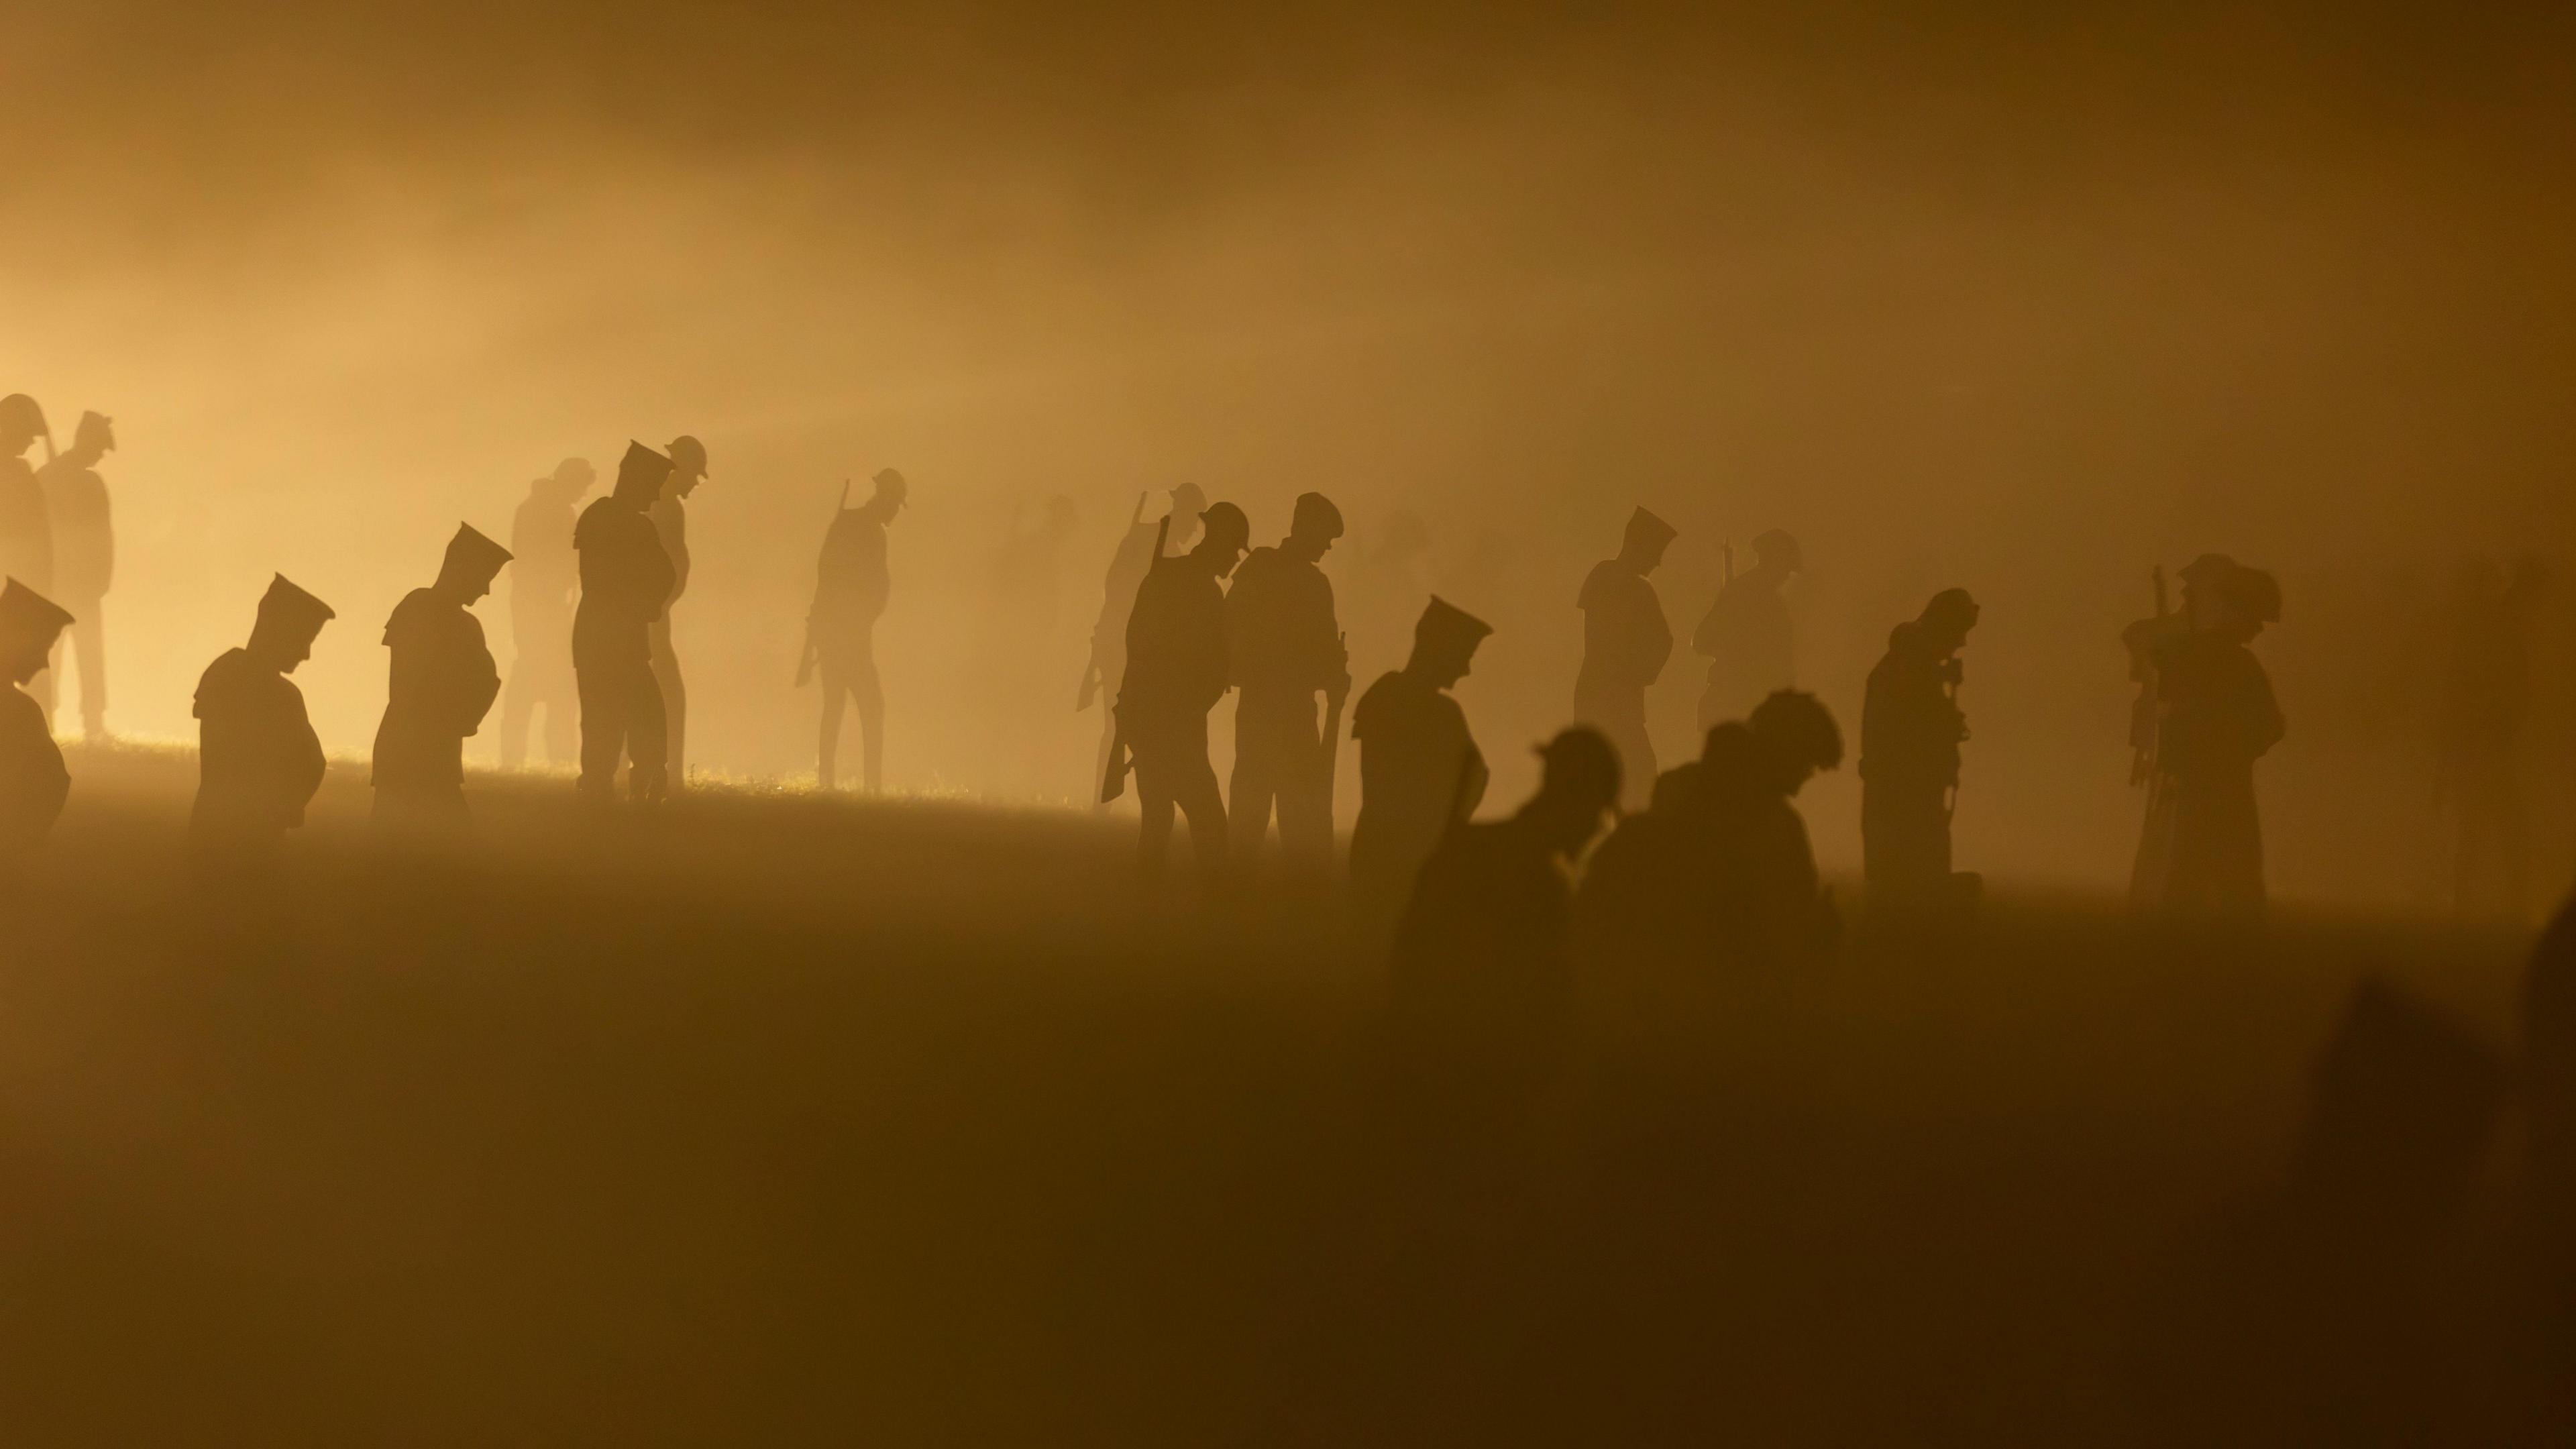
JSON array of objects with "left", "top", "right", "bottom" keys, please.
[
  {"left": 500, "top": 655, "right": 536, "bottom": 770},
  {"left": 1171, "top": 716, "right": 1230, "bottom": 891},
  {"left": 627, "top": 656, "right": 669, "bottom": 802},
  {"left": 1275, "top": 696, "right": 1333, "bottom": 876},
  {"left": 818, "top": 657, "right": 847, "bottom": 791},
  {"left": 649, "top": 621, "right": 686, "bottom": 788},
  {"left": 541, "top": 643, "right": 580, "bottom": 765},
  {"left": 855, "top": 641, "right": 884, "bottom": 794},
  {"left": 70, "top": 604, "right": 106, "bottom": 736},
  {"left": 1228, "top": 695, "right": 1281, "bottom": 865},
  {"left": 1134, "top": 744, "right": 1179, "bottom": 884},
  {"left": 575, "top": 657, "right": 626, "bottom": 801}
]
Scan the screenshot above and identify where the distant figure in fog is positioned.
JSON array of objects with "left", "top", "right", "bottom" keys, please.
[
  {"left": 1693, "top": 528, "right": 1800, "bottom": 733},
  {"left": 1226, "top": 491, "right": 1349, "bottom": 880},
  {"left": 804, "top": 469, "right": 904, "bottom": 793},
  {"left": 1110, "top": 500, "right": 1249, "bottom": 892},
  {"left": 1574, "top": 506, "right": 1676, "bottom": 810},
  {"left": 2150, "top": 564, "right": 2283, "bottom": 916},
  {"left": 0, "top": 398, "right": 54, "bottom": 674},
  {"left": 574, "top": 441, "right": 678, "bottom": 805},
  {"left": 648, "top": 435, "right": 708, "bottom": 789},
  {"left": 1861, "top": 588, "right": 1979, "bottom": 914},
  {"left": 36, "top": 411, "right": 114, "bottom": 738},
  {"left": 1084, "top": 484, "right": 1203, "bottom": 808},
  {"left": 2125, "top": 553, "right": 2234, "bottom": 906},
  {"left": 1389, "top": 727, "right": 1621, "bottom": 1118},
  {"left": 372, "top": 525, "right": 510, "bottom": 830},
  {"left": 499, "top": 458, "right": 593, "bottom": 768},
  {"left": 0, "top": 578, "right": 74, "bottom": 867},
  {"left": 2440, "top": 555, "right": 2548, "bottom": 922},
  {"left": 191, "top": 575, "right": 333, "bottom": 870},
  {"left": 1349, "top": 596, "right": 1492, "bottom": 945}
]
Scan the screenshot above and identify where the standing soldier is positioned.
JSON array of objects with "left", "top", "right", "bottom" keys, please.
[
  {"left": 498, "top": 458, "right": 593, "bottom": 768},
  {"left": 2123, "top": 553, "right": 2233, "bottom": 906},
  {"left": 1860, "top": 588, "right": 1979, "bottom": 912},
  {"left": 37, "top": 411, "right": 114, "bottom": 739},
  {"left": 2439, "top": 555, "right": 2548, "bottom": 922},
  {"left": 574, "top": 441, "right": 678, "bottom": 805},
  {"left": 1225, "top": 491, "right": 1350, "bottom": 879},
  {"left": 372, "top": 525, "right": 511, "bottom": 830},
  {"left": 1574, "top": 506, "right": 1676, "bottom": 810},
  {"left": 191, "top": 576, "right": 333, "bottom": 872},
  {"left": 1692, "top": 528, "right": 1801, "bottom": 733},
  {"left": 0, "top": 398, "right": 53, "bottom": 722},
  {"left": 649, "top": 434, "right": 708, "bottom": 788},
  {"left": 0, "top": 578, "right": 74, "bottom": 867},
  {"left": 804, "top": 469, "right": 905, "bottom": 793},
  {"left": 1110, "top": 500, "right": 1249, "bottom": 892},
  {"left": 1083, "top": 483, "right": 1204, "bottom": 808},
  {"left": 2153, "top": 564, "right": 2284, "bottom": 916},
  {"left": 1348, "top": 596, "right": 1492, "bottom": 945}
]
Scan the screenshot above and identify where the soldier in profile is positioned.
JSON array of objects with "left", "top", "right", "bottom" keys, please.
[
  {"left": 574, "top": 441, "right": 678, "bottom": 805},
  {"left": 191, "top": 575, "right": 333, "bottom": 871},
  {"left": 1574, "top": 506, "right": 1676, "bottom": 810},
  {"left": 1348, "top": 596, "right": 1491, "bottom": 945},
  {"left": 0, "top": 398, "right": 53, "bottom": 709},
  {"left": 372, "top": 524, "right": 511, "bottom": 830},
  {"left": 1860, "top": 588, "right": 1979, "bottom": 913},
  {"left": 1110, "top": 500, "right": 1249, "bottom": 892},
  {"left": 1387, "top": 727, "right": 1621, "bottom": 1126},
  {"left": 2438, "top": 554, "right": 2548, "bottom": 921},
  {"left": 804, "top": 469, "right": 904, "bottom": 793},
  {"left": 498, "top": 458, "right": 593, "bottom": 769},
  {"left": 648, "top": 434, "right": 708, "bottom": 788},
  {"left": 1692, "top": 527, "right": 1800, "bottom": 733},
  {"left": 1083, "top": 483, "right": 1203, "bottom": 808},
  {"left": 2152, "top": 564, "right": 2284, "bottom": 916},
  {"left": 36, "top": 411, "right": 114, "bottom": 738},
  {"left": 1224, "top": 491, "right": 1348, "bottom": 881},
  {"left": 0, "top": 578, "right": 74, "bottom": 868}
]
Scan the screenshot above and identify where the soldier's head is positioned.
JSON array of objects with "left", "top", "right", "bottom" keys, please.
[
  {"left": 0, "top": 394, "right": 46, "bottom": 458},
  {"left": 435, "top": 523, "right": 514, "bottom": 605},
  {"left": 1527, "top": 727, "right": 1621, "bottom": 853},
  {"left": 1747, "top": 688, "right": 1843, "bottom": 797},
  {"left": 665, "top": 435, "right": 710, "bottom": 498},
  {"left": 70, "top": 411, "right": 115, "bottom": 462},
  {"left": 870, "top": 468, "right": 910, "bottom": 518},
  {"left": 1287, "top": 491, "right": 1345, "bottom": 563},
  {"left": 1407, "top": 596, "right": 1492, "bottom": 688},
  {"left": 1917, "top": 588, "right": 1980, "bottom": 655},
  {"left": 612, "top": 439, "right": 675, "bottom": 508},
  {"left": 543, "top": 457, "right": 596, "bottom": 502},
  {"left": 1195, "top": 501, "right": 1251, "bottom": 578},
  {"left": 248, "top": 574, "right": 335, "bottom": 674},
  {"left": 1750, "top": 528, "right": 1803, "bottom": 576},
  {"left": 0, "top": 578, "right": 74, "bottom": 688},
  {"left": 2215, "top": 566, "right": 2280, "bottom": 641},
  {"left": 1167, "top": 483, "right": 1208, "bottom": 548},
  {"left": 1619, "top": 506, "right": 1677, "bottom": 574}
]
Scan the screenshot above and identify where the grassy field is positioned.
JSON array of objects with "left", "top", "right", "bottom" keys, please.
[{"left": 1, "top": 743, "right": 2559, "bottom": 1445}]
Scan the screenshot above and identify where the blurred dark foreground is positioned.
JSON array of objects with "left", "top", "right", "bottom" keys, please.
[{"left": 3, "top": 744, "right": 2566, "bottom": 1446}]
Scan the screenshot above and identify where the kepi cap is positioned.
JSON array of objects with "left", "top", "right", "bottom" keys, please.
[{"left": 1413, "top": 595, "right": 1493, "bottom": 657}]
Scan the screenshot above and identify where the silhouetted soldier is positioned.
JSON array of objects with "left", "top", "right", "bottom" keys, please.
[
  {"left": 1083, "top": 483, "right": 1203, "bottom": 808},
  {"left": 2440, "top": 555, "right": 2548, "bottom": 922},
  {"left": 2124, "top": 553, "right": 2233, "bottom": 906},
  {"left": 1861, "top": 588, "right": 1979, "bottom": 912},
  {"left": 1110, "top": 500, "right": 1249, "bottom": 891},
  {"left": 0, "top": 398, "right": 52, "bottom": 685},
  {"left": 574, "top": 441, "right": 678, "bottom": 805},
  {"left": 1348, "top": 596, "right": 1492, "bottom": 945},
  {"left": 191, "top": 575, "right": 333, "bottom": 871},
  {"left": 1389, "top": 727, "right": 1621, "bottom": 1127},
  {"left": 1574, "top": 506, "right": 1676, "bottom": 810},
  {"left": 372, "top": 525, "right": 511, "bottom": 830},
  {"left": 0, "top": 578, "right": 74, "bottom": 868},
  {"left": 1693, "top": 528, "right": 1800, "bottom": 733},
  {"left": 498, "top": 458, "right": 593, "bottom": 768},
  {"left": 648, "top": 434, "right": 708, "bottom": 788},
  {"left": 2152, "top": 564, "right": 2283, "bottom": 916},
  {"left": 36, "top": 411, "right": 113, "bottom": 738},
  {"left": 1226, "top": 491, "right": 1349, "bottom": 878},
  {"left": 804, "top": 469, "right": 904, "bottom": 793}
]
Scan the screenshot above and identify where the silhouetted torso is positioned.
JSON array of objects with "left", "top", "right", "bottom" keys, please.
[
  {"left": 1694, "top": 576, "right": 1792, "bottom": 729},
  {"left": 2153, "top": 630, "right": 2282, "bottom": 911},
  {"left": 512, "top": 494, "right": 578, "bottom": 629},
  {"left": 1226, "top": 547, "right": 1340, "bottom": 698},
  {"left": 0, "top": 455, "right": 50, "bottom": 596},
  {"left": 1860, "top": 625, "right": 1964, "bottom": 900},
  {"left": 1224, "top": 543, "right": 1344, "bottom": 867},
  {"left": 34, "top": 457, "right": 107, "bottom": 603},
  {"left": 0, "top": 681, "right": 68, "bottom": 859},
  {"left": 1349, "top": 669, "right": 1482, "bottom": 934},
  {"left": 191, "top": 649, "right": 326, "bottom": 847},
  {"left": 810, "top": 508, "right": 889, "bottom": 663},
  {"left": 574, "top": 498, "right": 674, "bottom": 660},
  {"left": 1391, "top": 814, "right": 1578, "bottom": 1079},
  {"left": 1120, "top": 559, "right": 1229, "bottom": 733},
  {"left": 372, "top": 588, "right": 500, "bottom": 804}
]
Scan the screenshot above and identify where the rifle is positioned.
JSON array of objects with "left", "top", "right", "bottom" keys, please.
[
  {"left": 794, "top": 479, "right": 851, "bottom": 688},
  {"left": 1099, "top": 510, "right": 1172, "bottom": 803},
  {"left": 1076, "top": 492, "right": 1150, "bottom": 711}
]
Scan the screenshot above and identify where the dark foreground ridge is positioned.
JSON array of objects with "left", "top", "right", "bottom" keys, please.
[{"left": 5, "top": 744, "right": 2563, "bottom": 1445}]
